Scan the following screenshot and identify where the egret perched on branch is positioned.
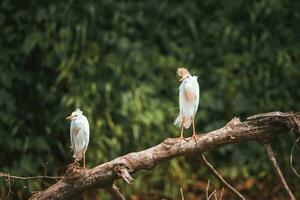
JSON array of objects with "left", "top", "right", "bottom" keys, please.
[
  {"left": 174, "top": 67, "right": 200, "bottom": 141},
  {"left": 66, "top": 109, "right": 90, "bottom": 168}
]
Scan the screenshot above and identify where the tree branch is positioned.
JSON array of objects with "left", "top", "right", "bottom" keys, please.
[
  {"left": 264, "top": 143, "right": 296, "bottom": 200},
  {"left": 200, "top": 154, "right": 246, "bottom": 200},
  {"left": 29, "top": 111, "right": 300, "bottom": 200}
]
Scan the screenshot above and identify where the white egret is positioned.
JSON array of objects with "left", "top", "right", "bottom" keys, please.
[
  {"left": 174, "top": 67, "right": 200, "bottom": 141},
  {"left": 66, "top": 108, "right": 90, "bottom": 168}
]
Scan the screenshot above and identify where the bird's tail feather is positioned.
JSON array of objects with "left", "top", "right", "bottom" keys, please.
[
  {"left": 183, "top": 118, "right": 192, "bottom": 129},
  {"left": 174, "top": 114, "right": 182, "bottom": 127},
  {"left": 174, "top": 114, "right": 192, "bottom": 129}
]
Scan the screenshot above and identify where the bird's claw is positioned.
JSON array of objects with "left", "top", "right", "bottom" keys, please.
[
  {"left": 178, "top": 136, "right": 189, "bottom": 142},
  {"left": 192, "top": 133, "right": 198, "bottom": 143}
]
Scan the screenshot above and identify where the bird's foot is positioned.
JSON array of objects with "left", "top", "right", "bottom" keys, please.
[
  {"left": 192, "top": 133, "right": 198, "bottom": 143},
  {"left": 178, "top": 136, "right": 188, "bottom": 142}
]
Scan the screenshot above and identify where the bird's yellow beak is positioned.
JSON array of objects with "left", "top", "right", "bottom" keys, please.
[{"left": 66, "top": 115, "right": 73, "bottom": 120}]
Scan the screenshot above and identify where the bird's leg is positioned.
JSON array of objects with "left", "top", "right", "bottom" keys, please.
[
  {"left": 178, "top": 117, "right": 184, "bottom": 139},
  {"left": 178, "top": 124, "right": 184, "bottom": 139},
  {"left": 83, "top": 153, "right": 86, "bottom": 169},
  {"left": 192, "top": 117, "right": 197, "bottom": 143},
  {"left": 180, "top": 124, "right": 184, "bottom": 139}
]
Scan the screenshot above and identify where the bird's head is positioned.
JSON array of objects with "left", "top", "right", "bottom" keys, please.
[
  {"left": 66, "top": 108, "right": 83, "bottom": 120},
  {"left": 177, "top": 67, "right": 190, "bottom": 81}
]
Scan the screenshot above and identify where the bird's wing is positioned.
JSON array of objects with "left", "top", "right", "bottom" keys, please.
[
  {"left": 70, "top": 123, "right": 80, "bottom": 152},
  {"left": 193, "top": 78, "right": 200, "bottom": 116},
  {"left": 83, "top": 116, "right": 90, "bottom": 149},
  {"left": 72, "top": 122, "right": 87, "bottom": 160},
  {"left": 179, "top": 79, "right": 198, "bottom": 128},
  {"left": 70, "top": 124, "right": 74, "bottom": 150}
]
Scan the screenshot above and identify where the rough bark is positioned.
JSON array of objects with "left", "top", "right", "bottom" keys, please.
[{"left": 30, "top": 111, "right": 300, "bottom": 200}]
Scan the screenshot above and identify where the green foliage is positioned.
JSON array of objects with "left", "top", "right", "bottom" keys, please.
[{"left": 0, "top": 0, "right": 300, "bottom": 199}]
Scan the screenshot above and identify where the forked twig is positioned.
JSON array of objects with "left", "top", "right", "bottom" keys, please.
[
  {"left": 265, "top": 143, "right": 296, "bottom": 200},
  {"left": 200, "top": 154, "right": 246, "bottom": 200}
]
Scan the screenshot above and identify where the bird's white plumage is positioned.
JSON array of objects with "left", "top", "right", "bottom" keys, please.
[
  {"left": 174, "top": 73, "right": 200, "bottom": 129},
  {"left": 69, "top": 109, "right": 90, "bottom": 161}
]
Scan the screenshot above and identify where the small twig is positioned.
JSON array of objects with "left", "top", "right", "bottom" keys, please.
[
  {"left": 40, "top": 159, "right": 48, "bottom": 176},
  {"left": 180, "top": 187, "right": 184, "bottom": 200},
  {"left": 206, "top": 179, "right": 210, "bottom": 200},
  {"left": 200, "top": 154, "right": 246, "bottom": 200},
  {"left": 208, "top": 190, "right": 217, "bottom": 200},
  {"left": 0, "top": 172, "right": 63, "bottom": 180},
  {"left": 264, "top": 143, "right": 296, "bottom": 200},
  {"left": 290, "top": 137, "right": 300, "bottom": 178},
  {"left": 6, "top": 174, "right": 11, "bottom": 199},
  {"left": 106, "top": 184, "right": 126, "bottom": 200},
  {"left": 219, "top": 188, "right": 224, "bottom": 200},
  {"left": 214, "top": 192, "right": 217, "bottom": 200}
]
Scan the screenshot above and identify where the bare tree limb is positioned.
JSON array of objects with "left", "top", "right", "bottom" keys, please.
[
  {"left": 28, "top": 111, "right": 300, "bottom": 200},
  {"left": 264, "top": 143, "right": 296, "bottom": 200},
  {"left": 200, "top": 154, "right": 246, "bottom": 200},
  {"left": 106, "top": 184, "right": 126, "bottom": 200}
]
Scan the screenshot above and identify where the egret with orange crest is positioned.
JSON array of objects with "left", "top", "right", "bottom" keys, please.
[{"left": 174, "top": 68, "right": 200, "bottom": 141}]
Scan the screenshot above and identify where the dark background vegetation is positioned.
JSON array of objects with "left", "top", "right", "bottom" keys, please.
[{"left": 1, "top": 0, "right": 300, "bottom": 199}]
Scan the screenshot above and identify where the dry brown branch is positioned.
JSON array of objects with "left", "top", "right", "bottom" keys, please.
[
  {"left": 106, "top": 184, "right": 126, "bottom": 200},
  {"left": 200, "top": 154, "right": 246, "bottom": 200},
  {"left": 264, "top": 143, "right": 296, "bottom": 200},
  {"left": 28, "top": 111, "right": 300, "bottom": 200}
]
